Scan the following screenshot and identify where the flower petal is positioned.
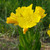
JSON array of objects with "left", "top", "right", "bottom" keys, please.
[{"left": 23, "top": 28, "right": 28, "bottom": 34}]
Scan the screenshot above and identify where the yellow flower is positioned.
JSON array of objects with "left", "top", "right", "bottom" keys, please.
[
  {"left": 47, "top": 24, "right": 50, "bottom": 36},
  {"left": 49, "top": 24, "right": 50, "bottom": 28},
  {"left": 47, "top": 30, "right": 50, "bottom": 36},
  {"left": 35, "top": 6, "right": 47, "bottom": 18},
  {"left": 6, "top": 4, "right": 46, "bottom": 34}
]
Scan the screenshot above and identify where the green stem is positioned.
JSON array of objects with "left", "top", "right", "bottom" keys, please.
[{"left": 18, "top": 27, "right": 41, "bottom": 50}]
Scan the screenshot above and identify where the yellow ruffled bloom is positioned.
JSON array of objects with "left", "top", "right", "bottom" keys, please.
[
  {"left": 49, "top": 24, "right": 50, "bottom": 28},
  {"left": 6, "top": 4, "right": 46, "bottom": 34},
  {"left": 47, "top": 24, "right": 50, "bottom": 36},
  {"left": 47, "top": 30, "right": 50, "bottom": 36}
]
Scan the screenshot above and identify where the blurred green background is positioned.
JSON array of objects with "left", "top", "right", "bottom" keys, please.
[{"left": 0, "top": 0, "right": 50, "bottom": 49}]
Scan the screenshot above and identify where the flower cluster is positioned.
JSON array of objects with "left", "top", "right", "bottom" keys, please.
[
  {"left": 6, "top": 4, "right": 46, "bottom": 34},
  {"left": 47, "top": 24, "right": 50, "bottom": 36}
]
